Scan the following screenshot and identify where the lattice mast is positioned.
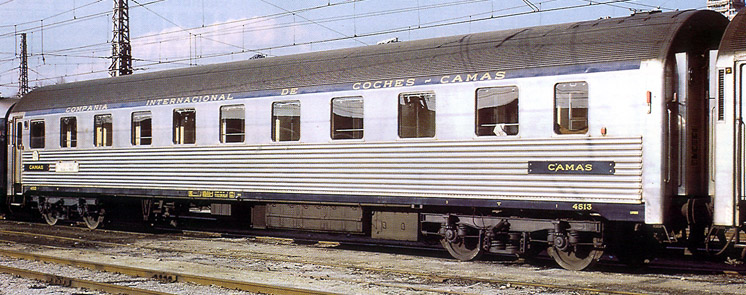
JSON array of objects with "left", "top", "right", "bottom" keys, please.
[
  {"left": 18, "top": 33, "right": 29, "bottom": 96},
  {"left": 708, "top": 0, "right": 745, "bottom": 19},
  {"left": 110, "top": 0, "right": 133, "bottom": 76}
]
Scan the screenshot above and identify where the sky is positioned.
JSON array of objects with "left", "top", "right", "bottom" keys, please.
[{"left": 0, "top": 0, "right": 713, "bottom": 96}]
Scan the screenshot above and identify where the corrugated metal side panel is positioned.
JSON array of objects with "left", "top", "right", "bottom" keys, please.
[{"left": 22, "top": 137, "right": 643, "bottom": 204}]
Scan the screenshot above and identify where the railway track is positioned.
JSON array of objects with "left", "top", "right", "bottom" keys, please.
[
  {"left": 0, "top": 248, "right": 332, "bottom": 295},
  {"left": 1, "top": 219, "right": 744, "bottom": 294},
  {"left": 0, "top": 229, "right": 636, "bottom": 295},
  {"left": 0, "top": 223, "right": 520, "bottom": 294},
  {"left": 0, "top": 263, "right": 173, "bottom": 295}
]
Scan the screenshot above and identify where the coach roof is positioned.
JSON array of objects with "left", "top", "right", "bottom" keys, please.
[
  {"left": 14, "top": 9, "right": 728, "bottom": 113},
  {"left": 719, "top": 8, "right": 746, "bottom": 58}
]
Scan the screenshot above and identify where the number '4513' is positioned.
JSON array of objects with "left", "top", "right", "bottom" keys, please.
[{"left": 572, "top": 203, "right": 593, "bottom": 210}]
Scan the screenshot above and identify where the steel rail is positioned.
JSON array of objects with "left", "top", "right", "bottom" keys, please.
[
  {"left": 0, "top": 241, "right": 480, "bottom": 295},
  {"left": 0, "top": 248, "right": 337, "bottom": 295},
  {"left": 0, "top": 264, "right": 172, "bottom": 295},
  {"left": 0, "top": 227, "right": 647, "bottom": 295},
  {"left": 3, "top": 221, "right": 743, "bottom": 293}
]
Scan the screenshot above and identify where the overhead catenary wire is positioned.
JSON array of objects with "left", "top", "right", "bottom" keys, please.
[
  {"left": 134, "top": 0, "right": 637, "bottom": 66},
  {"left": 578, "top": 0, "right": 671, "bottom": 12},
  {"left": 0, "top": 0, "right": 673, "bottom": 93},
  {"left": 42, "top": 0, "right": 516, "bottom": 59},
  {"left": 120, "top": 0, "right": 633, "bottom": 76},
  {"left": 4, "top": 0, "right": 373, "bottom": 60},
  {"left": 2, "top": 0, "right": 637, "bottom": 88},
  {"left": 8, "top": 0, "right": 489, "bottom": 61},
  {"left": 0, "top": 0, "right": 167, "bottom": 39},
  {"left": 523, "top": 0, "right": 540, "bottom": 12},
  {"left": 130, "top": 0, "right": 266, "bottom": 61},
  {"left": 0, "top": 0, "right": 510, "bottom": 66},
  {"left": 0, "top": 0, "right": 374, "bottom": 88},
  {"left": 0, "top": 0, "right": 105, "bottom": 29},
  {"left": 33, "top": 0, "right": 555, "bottom": 64},
  {"left": 0, "top": 0, "right": 673, "bottom": 59},
  {"left": 260, "top": 0, "right": 369, "bottom": 46}
]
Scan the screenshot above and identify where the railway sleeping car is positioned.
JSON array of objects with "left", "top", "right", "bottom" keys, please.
[{"left": 3, "top": 9, "right": 746, "bottom": 270}]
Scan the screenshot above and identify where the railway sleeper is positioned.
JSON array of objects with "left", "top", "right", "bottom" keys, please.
[{"left": 421, "top": 213, "right": 604, "bottom": 270}]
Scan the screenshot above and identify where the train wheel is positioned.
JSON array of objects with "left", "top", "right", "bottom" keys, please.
[
  {"left": 441, "top": 235, "right": 483, "bottom": 261},
  {"left": 83, "top": 214, "right": 104, "bottom": 229},
  {"left": 82, "top": 207, "right": 105, "bottom": 229},
  {"left": 704, "top": 226, "right": 729, "bottom": 256},
  {"left": 42, "top": 212, "right": 58, "bottom": 226},
  {"left": 547, "top": 245, "right": 603, "bottom": 271}
]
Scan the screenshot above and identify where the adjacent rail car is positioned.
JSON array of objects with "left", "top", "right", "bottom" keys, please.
[{"left": 3, "top": 9, "right": 746, "bottom": 270}]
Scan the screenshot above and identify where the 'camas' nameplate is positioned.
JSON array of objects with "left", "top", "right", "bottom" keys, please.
[{"left": 528, "top": 161, "right": 615, "bottom": 175}]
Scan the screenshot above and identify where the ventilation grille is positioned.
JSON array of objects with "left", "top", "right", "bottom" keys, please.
[{"left": 719, "top": 69, "right": 725, "bottom": 121}]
